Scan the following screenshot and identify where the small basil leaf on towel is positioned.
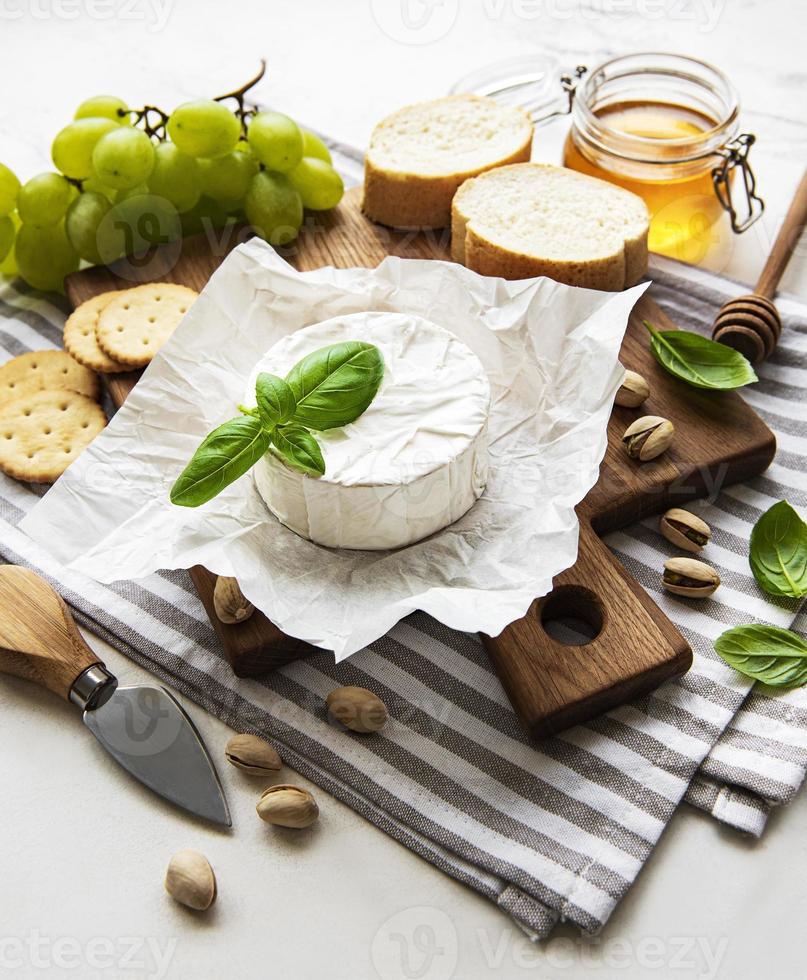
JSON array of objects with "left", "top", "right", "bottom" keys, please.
[
  {"left": 171, "top": 416, "right": 272, "bottom": 507},
  {"left": 286, "top": 341, "right": 385, "bottom": 430},
  {"left": 272, "top": 423, "right": 326, "bottom": 477},
  {"left": 643, "top": 320, "right": 757, "bottom": 390},
  {"left": 256, "top": 372, "right": 296, "bottom": 427},
  {"left": 749, "top": 500, "right": 807, "bottom": 598},
  {"left": 715, "top": 625, "right": 807, "bottom": 687}
]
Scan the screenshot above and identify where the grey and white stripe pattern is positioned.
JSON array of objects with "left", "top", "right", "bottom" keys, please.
[
  {"left": 642, "top": 257, "right": 807, "bottom": 836},
  {"left": 0, "top": 147, "right": 805, "bottom": 936}
]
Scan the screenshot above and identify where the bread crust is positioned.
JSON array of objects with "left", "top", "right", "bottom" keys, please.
[
  {"left": 363, "top": 140, "right": 532, "bottom": 230},
  {"left": 462, "top": 230, "right": 627, "bottom": 291},
  {"left": 622, "top": 230, "right": 649, "bottom": 287}
]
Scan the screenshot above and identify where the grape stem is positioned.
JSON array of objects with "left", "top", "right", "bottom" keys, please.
[
  {"left": 213, "top": 59, "right": 266, "bottom": 105},
  {"left": 213, "top": 59, "right": 267, "bottom": 136},
  {"left": 123, "top": 61, "right": 267, "bottom": 144},
  {"left": 128, "top": 105, "right": 170, "bottom": 140}
]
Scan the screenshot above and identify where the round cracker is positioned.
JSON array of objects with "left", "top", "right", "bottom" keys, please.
[
  {"left": 96, "top": 283, "right": 198, "bottom": 368},
  {"left": 64, "top": 290, "right": 131, "bottom": 373},
  {"left": 0, "top": 389, "right": 107, "bottom": 483},
  {"left": 0, "top": 349, "right": 100, "bottom": 409}
]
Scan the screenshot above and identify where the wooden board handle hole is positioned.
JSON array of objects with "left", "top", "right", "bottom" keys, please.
[{"left": 539, "top": 585, "right": 605, "bottom": 647}]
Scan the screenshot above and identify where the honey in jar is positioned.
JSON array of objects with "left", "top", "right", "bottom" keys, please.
[{"left": 561, "top": 54, "right": 759, "bottom": 263}]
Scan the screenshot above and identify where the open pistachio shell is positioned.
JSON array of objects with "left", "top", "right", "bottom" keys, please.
[
  {"left": 225, "top": 734, "right": 282, "bottom": 775},
  {"left": 256, "top": 784, "right": 319, "bottom": 828},
  {"left": 663, "top": 556, "right": 720, "bottom": 597},
  {"left": 623, "top": 415, "right": 675, "bottom": 462},
  {"left": 659, "top": 508, "right": 711, "bottom": 553}
]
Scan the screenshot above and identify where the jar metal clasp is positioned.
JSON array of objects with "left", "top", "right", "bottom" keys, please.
[
  {"left": 524, "top": 65, "right": 588, "bottom": 124},
  {"left": 712, "top": 134, "right": 765, "bottom": 233}
]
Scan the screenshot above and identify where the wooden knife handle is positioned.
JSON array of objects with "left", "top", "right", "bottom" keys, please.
[
  {"left": 482, "top": 521, "right": 692, "bottom": 739},
  {"left": 0, "top": 566, "right": 103, "bottom": 701}
]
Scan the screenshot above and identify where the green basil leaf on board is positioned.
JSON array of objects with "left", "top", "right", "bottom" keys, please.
[
  {"left": 171, "top": 416, "right": 272, "bottom": 507},
  {"left": 715, "top": 625, "right": 807, "bottom": 688},
  {"left": 286, "top": 341, "right": 385, "bottom": 430},
  {"left": 643, "top": 320, "right": 757, "bottom": 390},
  {"left": 272, "top": 423, "right": 326, "bottom": 476},
  {"left": 255, "top": 372, "right": 296, "bottom": 427},
  {"left": 749, "top": 500, "right": 807, "bottom": 598}
]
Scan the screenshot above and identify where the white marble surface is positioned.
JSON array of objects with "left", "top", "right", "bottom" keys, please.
[{"left": 1, "top": 2, "right": 806, "bottom": 978}]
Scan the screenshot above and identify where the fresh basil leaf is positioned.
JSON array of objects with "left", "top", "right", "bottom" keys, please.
[
  {"left": 272, "top": 423, "right": 325, "bottom": 477},
  {"left": 286, "top": 341, "right": 384, "bottom": 430},
  {"left": 255, "top": 372, "right": 295, "bottom": 427},
  {"left": 749, "top": 500, "right": 807, "bottom": 598},
  {"left": 643, "top": 320, "right": 757, "bottom": 390},
  {"left": 715, "top": 624, "right": 807, "bottom": 688},
  {"left": 170, "top": 416, "right": 271, "bottom": 507}
]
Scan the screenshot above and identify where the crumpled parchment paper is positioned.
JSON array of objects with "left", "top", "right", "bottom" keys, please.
[{"left": 21, "top": 239, "right": 648, "bottom": 657}]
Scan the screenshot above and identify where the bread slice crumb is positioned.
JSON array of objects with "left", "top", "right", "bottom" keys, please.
[
  {"left": 362, "top": 95, "right": 533, "bottom": 230},
  {"left": 452, "top": 163, "right": 649, "bottom": 290}
]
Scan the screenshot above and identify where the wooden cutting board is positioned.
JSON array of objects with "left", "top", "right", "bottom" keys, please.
[{"left": 65, "top": 186, "right": 776, "bottom": 738}]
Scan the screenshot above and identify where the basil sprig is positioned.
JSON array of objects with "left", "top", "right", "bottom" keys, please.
[
  {"left": 749, "top": 500, "right": 807, "bottom": 598},
  {"left": 170, "top": 341, "right": 384, "bottom": 507},
  {"left": 643, "top": 320, "right": 757, "bottom": 390},
  {"left": 715, "top": 625, "right": 807, "bottom": 688}
]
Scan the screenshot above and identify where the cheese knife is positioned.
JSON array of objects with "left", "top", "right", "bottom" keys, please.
[{"left": 0, "top": 565, "right": 231, "bottom": 827}]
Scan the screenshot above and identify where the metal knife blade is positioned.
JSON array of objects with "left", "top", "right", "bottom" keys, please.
[{"left": 83, "top": 684, "right": 231, "bottom": 827}]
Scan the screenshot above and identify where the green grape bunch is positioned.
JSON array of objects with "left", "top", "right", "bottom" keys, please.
[{"left": 0, "top": 61, "right": 344, "bottom": 294}]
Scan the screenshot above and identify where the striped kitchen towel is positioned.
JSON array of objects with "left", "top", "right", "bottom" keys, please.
[
  {"left": 0, "top": 143, "right": 805, "bottom": 938},
  {"left": 629, "top": 256, "right": 807, "bottom": 839}
]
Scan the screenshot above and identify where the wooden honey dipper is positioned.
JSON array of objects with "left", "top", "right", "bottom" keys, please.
[{"left": 712, "top": 169, "right": 807, "bottom": 364}]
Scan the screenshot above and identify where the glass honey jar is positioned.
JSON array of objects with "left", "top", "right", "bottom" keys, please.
[{"left": 560, "top": 54, "right": 763, "bottom": 261}]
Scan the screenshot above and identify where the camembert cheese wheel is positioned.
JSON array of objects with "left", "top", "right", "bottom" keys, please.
[{"left": 246, "top": 312, "right": 490, "bottom": 550}]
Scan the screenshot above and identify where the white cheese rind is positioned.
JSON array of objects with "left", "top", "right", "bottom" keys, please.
[{"left": 245, "top": 311, "right": 490, "bottom": 550}]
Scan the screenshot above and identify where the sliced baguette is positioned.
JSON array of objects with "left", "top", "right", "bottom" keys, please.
[
  {"left": 362, "top": 95, "right": 533, "bottom": 230},
  {"left": 452, "top": 163, "right": 649, "bottom": 290}
]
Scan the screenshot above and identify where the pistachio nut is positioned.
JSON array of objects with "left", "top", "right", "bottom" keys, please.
[
  {"left": 225, "top": 733, "right": 282, "bottom": 775},
  {"left": 662, "top": 557, "right": 720, "bottom": 598},
  {"left": 256, "top": 784, "right": 319, "bottom": 828},
  {"left": 659, "top": 508, "right": 711, "bottom": 553},
  {"left": 326, "top": 686, "right": 388, "bottom": 734},
  {"left": 213, "top": 576, "right": 254, "bottom": 625},
  {"left": 164, "top": 849, "right": 217, "bottom": 911},
  {"left": 622, "top": 415, "right": 674, "bottom": 462},
  {"left": 615, "top": 369, "right": 650, "bottom": 408}
]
